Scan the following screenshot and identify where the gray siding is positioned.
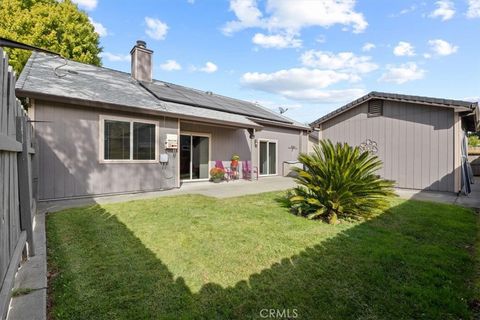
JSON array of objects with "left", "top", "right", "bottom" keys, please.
[
  {"left": 35, "top": 101, "right": 178, "bottom": 200},
  {"left": 180, "top": 122, "right": 251, "bottom": 162},
  {"left": 255, "top": 125, "right": 308, "bottom": 176},
  {"left": 321, "top": 101, "right": 455, "bottom": 192}
]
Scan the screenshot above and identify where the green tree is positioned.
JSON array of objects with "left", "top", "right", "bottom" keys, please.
[
  {"left": 281, "top": 140, "right": 396, "bottom": 224},
  {"left": 0, "top": 0, "right": 101, "bottom": 74}
]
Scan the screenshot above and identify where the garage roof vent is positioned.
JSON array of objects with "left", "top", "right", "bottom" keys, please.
[{"left": 368, "top": 99, "right": 383, "bottom": 117}]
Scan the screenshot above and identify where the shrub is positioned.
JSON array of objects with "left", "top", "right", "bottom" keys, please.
[
  {"left": 282, "top": 140, "right": 396, "bottom": 224},
  {"left": 210, "top": 167, "right": 225, "bottom": 180},
  {"left": 469, "top": 135, "right": 480, "bottom": 148}
]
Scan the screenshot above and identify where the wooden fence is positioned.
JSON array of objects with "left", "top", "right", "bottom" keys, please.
[{"left": 0, "top": 48, "right": 37, "bottom": 319}]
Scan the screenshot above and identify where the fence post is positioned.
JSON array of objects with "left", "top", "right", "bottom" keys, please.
[{"left": 16, "top": 115, "right": 34, "bottom": 257}]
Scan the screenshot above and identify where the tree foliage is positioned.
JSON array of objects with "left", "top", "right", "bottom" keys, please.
[
  {"left": 0, "top": 0, "right": 101, "bottom": 74},
  {"left": 281, "top": 140, "right": 396, "bottom": 224}
]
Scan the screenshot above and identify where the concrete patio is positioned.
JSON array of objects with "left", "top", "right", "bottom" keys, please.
[{"left": 37, "top": 176, "right": 297, "bottom": 214}]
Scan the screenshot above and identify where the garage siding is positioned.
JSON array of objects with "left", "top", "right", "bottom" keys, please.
[{"left": 320, "top": 100, "right": 455, "bottom": 192}]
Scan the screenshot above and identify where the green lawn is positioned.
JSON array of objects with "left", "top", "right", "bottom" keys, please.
[{"left": 47, "top": 192, "right": 478, "bottom": 319}]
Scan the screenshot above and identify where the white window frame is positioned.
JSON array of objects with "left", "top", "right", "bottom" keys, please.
[
  {"left": 99, "top": 115, "right": 159, "bottom": 164},
  {"left": 258, "top": 139, "right": 278, "bottom": 176}
]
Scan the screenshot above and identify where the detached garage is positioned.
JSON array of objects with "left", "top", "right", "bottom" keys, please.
[{"left": 310, "top": 92, "right": 479, "bottom": 194}]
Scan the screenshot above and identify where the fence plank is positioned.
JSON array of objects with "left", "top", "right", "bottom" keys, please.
[
  {"left": 0, "top": 135, "right": 22, "bottom": 152},
  {"left": 17, "top": 116, "right": 34, "bottom": 256},
  {"left": 0, "top": 153, "right": 7, "bottom": 291},
  {"left": 0, "top": 49, "right": 4, "bottom": 135},
  {"left": 0, "top": 231, "right": 26, "bottom": 319}
]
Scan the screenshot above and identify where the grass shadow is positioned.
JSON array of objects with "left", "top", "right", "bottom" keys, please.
[{"left": 46, "top": 197, "right": 477, "bottom": 319}]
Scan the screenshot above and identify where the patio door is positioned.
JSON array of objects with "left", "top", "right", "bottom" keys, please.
[
  {"left": 259, "top": 140, "right": 277, "bottom": 176},
  {"left": 180, "top": 133, "right": 210, "bottom": 181}
]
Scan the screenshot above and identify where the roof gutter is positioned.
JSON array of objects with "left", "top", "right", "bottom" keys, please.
[
  {"left": 0, "top": 37, "right": 60, "bottom": 56},
  {"left": 249, "top": 117, "right": 311, "bottom": 131}
]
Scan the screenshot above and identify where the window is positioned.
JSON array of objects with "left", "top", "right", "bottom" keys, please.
[
  {"left": 133, "top": 122, "right": 156, "bottom": 160},
  {"left": 100, "top": 116, "right": 158, "bottom": 162},
  {"left": 368, "top": 99, "right": 383, "bottom": 117},
  {"left": 104, "top": 120, "right": 130, "bottom": 160}
]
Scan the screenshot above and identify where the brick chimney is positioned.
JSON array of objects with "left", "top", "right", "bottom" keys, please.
[{"left": 130, "top": 40, "right": 153, "bottom": 82}]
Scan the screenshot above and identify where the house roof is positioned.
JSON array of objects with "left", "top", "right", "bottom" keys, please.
[
  {"left": 16, "top": 52, "right": 309, "bottom": 130},
  {"left": 310, "top": 91, "right": 479, "bottom": 127}
]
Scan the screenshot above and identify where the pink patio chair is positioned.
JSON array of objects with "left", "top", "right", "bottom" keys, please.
[
  {"left": 214, "top": 160, "right": 234, "bottom": 181},
  {"left": 242, "top": 160, "right": 258, "bottom": 180}
]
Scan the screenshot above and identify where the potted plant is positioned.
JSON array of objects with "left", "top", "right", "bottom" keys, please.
[
  {"left": 231, "top": 154, "right": 240, "bottom": 169},
  {"left": 210, "top": 167, "right": 225, "bottom": 183}
]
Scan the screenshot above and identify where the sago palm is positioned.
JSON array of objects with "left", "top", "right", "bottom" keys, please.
[{"left": 283, "top": 139, "right": 396, "bottom": 223}]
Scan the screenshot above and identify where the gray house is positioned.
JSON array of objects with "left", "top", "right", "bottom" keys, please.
[
  {"left": 16, "top": 41, "right": 310, "bottom": 200},
  {"left": 311, "top": 92, "right": 479, "bottom": 193}
]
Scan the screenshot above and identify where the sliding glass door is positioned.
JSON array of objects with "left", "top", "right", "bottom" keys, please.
[
  {"left": 259, "top": 140, "right": 277, "bottom": 176},
  {"left": 180, "top": 133, "right": 210, "bottom": 180}
]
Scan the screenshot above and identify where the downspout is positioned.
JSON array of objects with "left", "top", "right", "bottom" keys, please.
[
  {"left": 249, "top": 128, "right": 256, "bottom": 181},
  {"left": 299, "top": 130, "right": 303, "bottom": 156}
]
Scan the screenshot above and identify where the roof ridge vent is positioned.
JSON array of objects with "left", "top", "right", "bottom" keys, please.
[{"left": 205, "top": 91, "right": 213, "bottom": 96}]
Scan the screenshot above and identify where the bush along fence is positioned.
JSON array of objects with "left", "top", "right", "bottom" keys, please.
[{"left": 0, "top": 48, "right": 37, "bottom": 319}]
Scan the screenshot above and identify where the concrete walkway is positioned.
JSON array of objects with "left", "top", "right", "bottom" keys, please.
[
  {"left": 396, "top": 178, "right": 480, "bottom": 209},
  {"left": 38, "top": 176, "right": 297, "bottom": 214},
  {"left": 6, "top": 213, "right": 47, "bottom": 320},
  {"left": 9, "top": 175, "right": 480, "bottom": 320}
]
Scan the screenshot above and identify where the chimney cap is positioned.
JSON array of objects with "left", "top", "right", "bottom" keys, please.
[{"left": 136, "top": 40, "right": 147, "bottom": 48}]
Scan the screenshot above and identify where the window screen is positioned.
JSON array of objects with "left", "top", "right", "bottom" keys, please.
[
  {"left": 368, "top": 99, "right": 383, "bottom": 117},
  {"left": 133, "top": 122, "right": 156, "bottom": 160},
  {"left": 104, "top": 120, "right": 130, "bottom": 160}
]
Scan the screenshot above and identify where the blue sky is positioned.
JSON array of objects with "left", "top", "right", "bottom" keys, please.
[{"left": 75, "top": 0, "right": 480, "bottom": 123}]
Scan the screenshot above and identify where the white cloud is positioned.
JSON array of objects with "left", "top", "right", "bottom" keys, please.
[
  {"left": 390, "top": 4, "right": 417, "bottom": 17},
  {"left": 253, "top": 100, "right": 303, "bottom": 111},
  {"left": 88, "top": 17, "right": 107, "bottom": 37},
  {"left": 223, "top": 0, "right": 367, "bottom": 36},
  {"left": 300, "top": 50, "right": 378, "bottom": 74},
  {"left": 242, "top": 68, "right": 354, "bottom": 90},
  {"left": 467, "top": 0, "right": 480, "bottom": 18},
  {"left": 393, "top": 41, "right": 415, "bottom": 56},
  {"left": 160, "top": 60, "right": 182, "bottom": 71},
  {"left": 145, "top": 17, "right": 168, "bottom": 40},
  {"left": 252, "top": 33, "right": 302, "bottom": 49},
  {"left": 241, "top": 68, "right": 365, "bottom": 103},
  {"left": 99, "top": 52, "right": 130, "bottom": 62},
  {"left": 379, "top": 62, "right": 425, "bottom": 84},
  {"left": 72, "top": 0, "right": 98, "bottom": 10},
  {"left": 275, "top": 88, "right": 366, "bottom": 103},
  {"left": 464, "top": 96, "right": 480, "bottom": 102},
  {"left": 429, "top": 0, "right": 455, "bottom": 21},
  {"left": 195, "top": 62, "right": 218, "bottom": 73},
  {"left": 428, "top": 39, "right": 458, "bottom": 56},
  {"left": 362, "top": 42, "right": 375, "bottom": 52}
]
